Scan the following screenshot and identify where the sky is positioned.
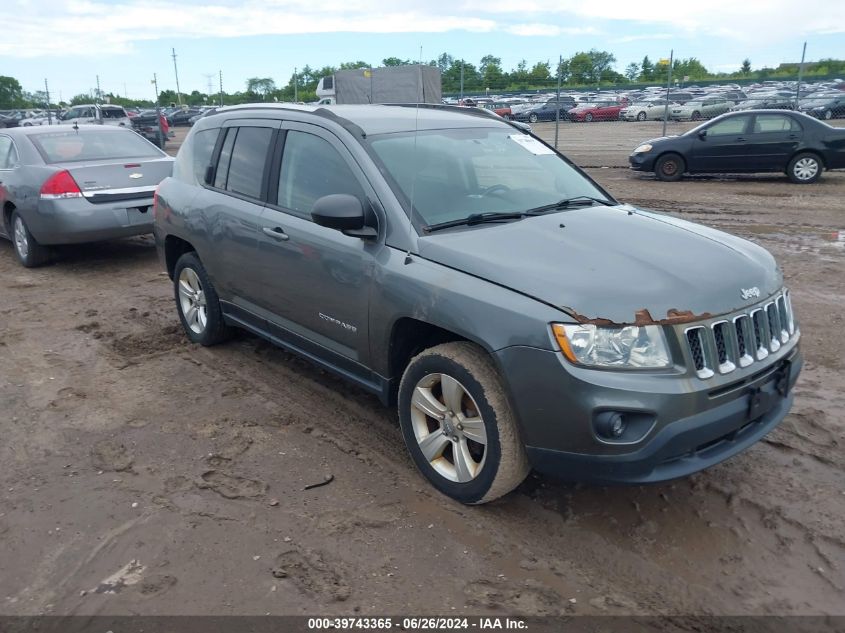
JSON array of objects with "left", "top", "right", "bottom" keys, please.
[{"left": 4, "top": 0, "right": 844, "bottom": 102}]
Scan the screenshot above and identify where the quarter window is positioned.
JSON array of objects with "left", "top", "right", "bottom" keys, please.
[
  {"left": 277, "top": 131, "right": 364, "bottom": 216},
  {"left": 213, "top": 128, "right": 236, "bottom": 189}
]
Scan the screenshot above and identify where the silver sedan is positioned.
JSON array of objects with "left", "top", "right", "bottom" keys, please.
[{"left": 0, "top": 126, "right": 174, "bottom": 267}]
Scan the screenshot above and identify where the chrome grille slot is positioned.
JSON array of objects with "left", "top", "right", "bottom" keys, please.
[
  {"left": 784, "top": 290, "right": 795, "bottom": 335},
  {"left": 683, "top": 289, "right": 796, "bottom": 379},
  {"left": 686, "top": 327, "right": 714, "bottom": 379},
  {"left": 733, "top": 315, "right": 754, "bottom": 368},
  {"left": 766, "top": 302, "right": 781, "bottom": 352},
  {"left": 776, "top": 296, "right": 790, "bottom": 343},
  {"left": 712, "top": 321, "right": 736, "bottom": 374},
  {"left": 751, "top": 309, "right": 769, "bottom": 360}
]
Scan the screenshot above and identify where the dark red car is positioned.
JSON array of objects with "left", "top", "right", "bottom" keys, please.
[{"left": 568, "top": 100, "right": 626, "bottom": 122}]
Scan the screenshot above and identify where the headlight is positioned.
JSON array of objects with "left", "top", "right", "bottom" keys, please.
[
  {"left": 552, "top": 323, "right": 671, "bottom": 369},
  {"left": 633, "top": 143, "right": 653, "bottom": 153}
]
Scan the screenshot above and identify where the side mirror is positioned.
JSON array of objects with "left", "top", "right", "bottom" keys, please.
[
  {"left": 697, "top": 130, "right": 707, "bottom": 140},
  {"left": 311, "top": 194, "right": 376, "bottom": 239}
]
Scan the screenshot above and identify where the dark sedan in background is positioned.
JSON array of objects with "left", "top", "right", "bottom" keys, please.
[
  {"left": 0, "top": 126, "right": 174, "bottom": 267},
  {"left": 512, "top": 98, "right": 576, "bottom": 123},
  {"left": 629, "top": 110, "right": 845, "bottom": 184}
]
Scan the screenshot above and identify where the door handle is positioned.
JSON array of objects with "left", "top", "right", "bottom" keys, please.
[
  {"left": 735, "top": 137, "right": 747, "bottom": 142},
  {"left": 263, "top": 226, "right": 289, "bottom": 241}
]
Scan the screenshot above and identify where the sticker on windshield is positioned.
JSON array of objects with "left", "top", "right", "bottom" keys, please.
[{"left": 509, "top": 134, "right": 555, "bottom": 155}]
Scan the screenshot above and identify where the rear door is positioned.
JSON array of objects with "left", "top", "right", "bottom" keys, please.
[
  {"left": 688, "top": 114, "right": 752, "bottom": 172},
  {"left": 745, "top": 113, "right": 803, "bottom": 170},
  {"left": 193, "top": 120, "right": 280, "bottom": 310}
]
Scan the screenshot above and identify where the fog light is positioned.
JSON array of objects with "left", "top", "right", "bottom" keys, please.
[{"left": 596, "top": 412, "right": 626, "bottom": 439}]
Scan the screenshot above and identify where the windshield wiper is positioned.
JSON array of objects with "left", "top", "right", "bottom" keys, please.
[
  {"left": 422, "top": 196, "right": 615, "bottom": 233},
  {"left": 522, "top": 195, "right": 615, "bottom": 215},
  {"left": 424, "top": 211, "right": 528, "bottom": 233}
]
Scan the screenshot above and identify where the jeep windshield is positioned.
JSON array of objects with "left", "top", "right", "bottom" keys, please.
[{"left": 366, "top": 127, "right": 613, "bottom": 230}]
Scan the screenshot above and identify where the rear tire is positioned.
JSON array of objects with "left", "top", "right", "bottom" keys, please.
[
  {"left": 11, "top": 211, "right": 50, "bottom": 268},
  {"left": 398, "top": 342, "right": 529, "bottom": 504},
  {"left": 655, "top": 153, "right": 685, "bottom": 182},
  {"left": 787, "top": 152, "right": 822, "bottom": 184},
  {"left": 173, "top": 252, "right": 231, "bottom": 345}
]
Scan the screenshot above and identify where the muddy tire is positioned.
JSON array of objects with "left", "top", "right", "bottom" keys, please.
[
  {"left": 11, "top": 210, "right": 50, "bottom": 268},
  {"left": 787, "top": 152, "right": 822, "bottom": 184},
  {"left": 398, "top": 342, "right": 529, "bottom": 504},
  {"left": 655, "top": 153, "right": 685, "bottom": 182},
  {"left": 173, "top": 251, "right": 231, "bottom": 346}
]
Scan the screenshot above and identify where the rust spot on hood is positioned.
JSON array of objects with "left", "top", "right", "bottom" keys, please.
[{"left": 565, "top": 307, "right": 712, "bottom": 327}]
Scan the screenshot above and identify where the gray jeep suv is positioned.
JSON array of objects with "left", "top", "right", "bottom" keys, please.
[{"left": 153, "top": 104, "right": 801, "bottom": 504}]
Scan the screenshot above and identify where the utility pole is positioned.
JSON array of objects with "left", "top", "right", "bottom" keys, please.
[
  {"left": 459, "top": 61, "right": 464, "bottom": 101},
  {"left": 219, "top": 70, "right": 224, "bottom": 107},
  {"left": 172, "top": 48, "right": 183, "bottom": 106},
  {"left": 124, "top": 82, "right": 128, "bottom": 99},
  {"left": 152, "top": 73, "right": 164, "bottom": 148},
  {"left": 95, "top": 75, "right": 102, "bottom": 103},
  {"left": 294, "top": 67, "right": 298, "bottom": 102},
  {"left": 796, "top": 42, "right": 807, "bottom": 107},
  {"left": 44, "top": 79, "right": 52, "bottom": 125},
  {"left": 661, "top": 49, "right": 674, "bottom": 138},
  {"left": 554, "top": 55, "right": 562, "bottom": 149}
]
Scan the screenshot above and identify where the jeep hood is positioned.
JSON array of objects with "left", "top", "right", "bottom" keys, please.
[{"left": 417, "top": 206, "right": 783, "bottom": 325}]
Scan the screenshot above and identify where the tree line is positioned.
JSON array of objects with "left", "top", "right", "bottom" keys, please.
[{"left": 2, "top": 53, "right": 844, "bottom": 109}]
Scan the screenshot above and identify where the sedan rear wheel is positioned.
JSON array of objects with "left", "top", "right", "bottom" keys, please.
[
  {"left": 787, "top": 153, "right": 822, "bottom": 184},
  {"left": 11, "top": 211, "right": 50, "bottom": 267}
]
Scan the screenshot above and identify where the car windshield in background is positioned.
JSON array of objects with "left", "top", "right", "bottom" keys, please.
[
  {"left": 29, "top": 129, "right": 162, "bottom": 163},
  {"left": 367, "top": 127, "right": 611, "bottom": 229},
  {"left": 101, "top": 108, "right": 126, "bottom": 119}
]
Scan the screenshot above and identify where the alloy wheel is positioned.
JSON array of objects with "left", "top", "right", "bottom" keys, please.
[
  {"left": 178, "top": 267, "right": 208, "bottom": 334},
  {"left": 410, "top": 373, "right": 487, "bottom": 483}
]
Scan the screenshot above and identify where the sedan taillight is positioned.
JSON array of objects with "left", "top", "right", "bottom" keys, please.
[{"left": 40, "top": 170, "right": 83, "bottom": 200}]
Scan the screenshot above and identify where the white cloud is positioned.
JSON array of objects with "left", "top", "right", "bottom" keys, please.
[
  {"left": 505, "top": 23, "right": 600, "bottom": 37},
  {"left": 4, "top": 0, "right": 844, "bottom": 59}
]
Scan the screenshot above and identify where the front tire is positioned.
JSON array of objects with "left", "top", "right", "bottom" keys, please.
[
  {"left": 655, "top": 153, "right": 685, "bottom": 182},
  {"left": 173, "top": 252, "right": 231, "bottom": 345},
  {"left": 691, "top": 111, "right": 701, "bottom": 121},
  {"left": 823, "top": 109, "right": 832, "bottom": 120},
  {"left": 787, "top": 153, "right": 822, "bottom": 184},
  {"left": 11, "top": 211, "right": 50, "bottom": 267},
  {"left": 398, "top": 342, "right": 529, "bottom": 504},
  {"left": 585, "top": 113, "right": 594, "bottom": 122},
  {"left": 528, "top": 113, "right": 538, "bottom": 123},
  {"left": 637, "top": 111, "right": 647, "bottom": 121}
]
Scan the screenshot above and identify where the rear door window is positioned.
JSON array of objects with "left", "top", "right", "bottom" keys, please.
[
  {"left": 753, "top": 114, "right": 800, "bottom": 133},
  {"left": 223, "top": 127, "right": 274, "bottom": 200},
  {"left": 0, "top": 136, "right": 14, "bottom": 169}
]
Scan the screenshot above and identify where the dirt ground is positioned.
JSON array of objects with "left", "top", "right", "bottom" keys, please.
[{"left": 1, "top": 123, "right": 843, "bottom": 618}]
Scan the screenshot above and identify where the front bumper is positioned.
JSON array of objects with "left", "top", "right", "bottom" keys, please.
[
  {"left": 26, "top": 197, "right": 154, "bottom": 245},
  {"left": 496, "top": 338, "right": 801, "bottom": 485},
  {"left": 629, "top": 152, "right": 655, "bottom": 171}
]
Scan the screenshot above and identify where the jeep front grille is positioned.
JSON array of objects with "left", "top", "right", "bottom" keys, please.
[{"left": 684, "top": 290, "right": 796, "bottom": 379}]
